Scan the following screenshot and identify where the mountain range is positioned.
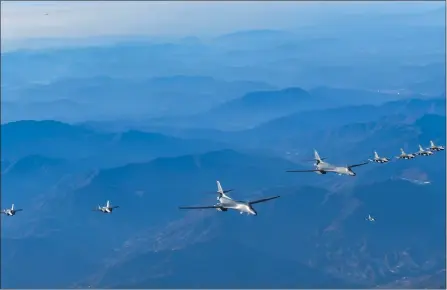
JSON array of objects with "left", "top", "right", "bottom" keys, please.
[
  {"left": 1, "top": 120, "right": 230, "bottom": 168},
  {"left": 2, "top": 76, "right": 275, "bottom": 123},
  {"left": 2, "top": 137, "right": 445, "bottom": 288},
  {"left": 2, "top": 8, "right": 446, "bottom": 288}
]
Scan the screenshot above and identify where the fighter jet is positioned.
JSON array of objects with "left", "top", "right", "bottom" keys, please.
[
  {"left": 428, "top": 140, "right": 445, "bottom": 152},
  {"left": 396, "top": 148, "right": 415, "bottom": 160},
  {"left": 415, "top": 144, "right": 434, "bottom": 156},
  {"left": 368, "top": 151, "right": 391, "bottom": 164},
  {"left": 1, "top": 204, "right": 23, "bottom": 216},
  {"left": 93, "top": 200, "right": 119, "bottom": 214},
  {"left": 178, "top": 181, "right": 280, "bottom": 215},
  {"left": 286, "top": 150, "right": 369, "bottom": 176},
  {"left": 366, "top": 214, "right": 375, "bottom": 222}
]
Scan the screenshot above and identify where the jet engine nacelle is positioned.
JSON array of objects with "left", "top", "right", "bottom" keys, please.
[{"left": 216, "top": 208, "right": 228, "bottom": 212}]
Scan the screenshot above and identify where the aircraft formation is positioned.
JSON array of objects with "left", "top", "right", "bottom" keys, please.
[{"left": 1, "top": 140, "right": 444, "bottom": 217}]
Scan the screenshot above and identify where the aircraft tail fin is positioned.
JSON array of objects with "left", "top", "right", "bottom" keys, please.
[
  {"left": 400, "top": 148, "right": 405, "bottom": 154},
  {"left": 217, "top": 181, "right": 224, "bottom": 194},
  {"left": 216, "top": 180, "right": 231, "bottom": 198},
  {"left": 430, "top": 140, "right": 435, "bottom": 147},
  {"left": 374, "top": 151, "right": 379, "bottom": 159},
  {"left": 314, "top": 149, "right": 322, "bottom": 162},
  {"left": 11, "top": 203, "right": 14, "bottom": 210},
  {"left": 106, "top": 200, "right": 110, "bottom": 208},
  {"left": 419, "top": 144, "right": 424, "bottom": 151}
]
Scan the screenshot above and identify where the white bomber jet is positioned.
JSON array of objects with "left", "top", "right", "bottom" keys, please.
[
  {"left": 1, "top": 204, "right": 23, "bottom": 216},
  {"left": 415, "top": 144, "right": 434, "bottom": 156},
  {"left": 93, "top": 200, "right": 119, "bottom": 214},
  {"left": 286, "top": 150, "right": 369, "bottom": 176},
  {"left": 178, "top": 181, "right": 280, "bottom": 215},
  {"left": 368, "top": 151, "right": 390, "bottom": 164},
  {"left": 396, "top": 148, "right": 415, "bottom": 160},
  {"left": 428, "top": 140, "right": 445, "bottom": 152}
]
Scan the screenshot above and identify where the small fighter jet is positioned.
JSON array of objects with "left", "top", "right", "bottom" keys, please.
[
  {"left": 415, "top": 145, "right": 434, "bottom": 156},
  {"left": 93, "top": 200, "right": 119, "bottom": 214},
  {"left": 179, "top": 181, "right": 280, "bottom": 216},
  {"left": 368, "top": 151, "right": 391, "bottom": 164},
  {"left": 427, "top": 140, "right": 445, "bottom": 152},
  {"left": 366, "top": 214, "right": 375, "bottom": 222},
  {"left": 396, "top": 148, "right": 415, "bottom": 160},
  {"left": 1, "top": 204, "right": 23, "bottom": 216}
]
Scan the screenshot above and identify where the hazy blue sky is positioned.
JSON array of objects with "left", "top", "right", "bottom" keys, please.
[{"left": 1, "top": 1, "right": 444, "bottom": 45}]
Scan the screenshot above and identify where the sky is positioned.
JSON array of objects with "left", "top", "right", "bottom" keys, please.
[{"left": 1, "top": 1, "right": 444, "bottom": 48}]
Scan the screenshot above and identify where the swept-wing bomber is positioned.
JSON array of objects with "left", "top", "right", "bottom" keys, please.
[
  {"left": 286, "top": 150, "right": 369, "bottom": 176},
  {"left": 179, "top": 181, "right": 280, "bottom": 215}
]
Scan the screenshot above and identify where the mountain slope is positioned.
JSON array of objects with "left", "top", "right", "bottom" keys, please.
[
  {"left": 0, "top": 149, "right": 304, "bottom": 288},
  {"left": 1, "top": 120, "right": 228, "bottom": 167},
  {"left": 98, "top": 240, "right": 350, "bottom": 289},
  {"left": 228, "top": 98, "right": 446, "bottom": 159},
  {"left": 81, "top": 177, "right": 445, "bottom": 288},
  {"left": 2, "top": 75, "right": 275, "bottom": 122}
]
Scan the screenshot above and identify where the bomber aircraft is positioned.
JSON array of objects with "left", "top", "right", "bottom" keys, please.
[
  {"left": 178, "top": 181, "right": 280, "bottom": 215},
  {"left": 396, "top": 148, "right": 415, "bottom": 160},
  {"left": 368, "top": 151, "right": 391, "bottom": 164},
  {"left": 93, "top": 200, "right": 119, "bottom": 214},
  {"left": 286, "top": 150, "right": 369, "bottom": 176},
  {"left": 1, "top": 204, "right": 23, "bottom": 216},
  {"left": 428, "top": 140, "right": 445, "bottom": 152},
  {"left": 415, "top": 145, "right": 434, "bottom": 156}
]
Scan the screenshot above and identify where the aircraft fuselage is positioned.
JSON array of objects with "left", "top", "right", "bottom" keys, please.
[
  {"left": 371, "top": 158, "right": 389, "bottom": 163},
  {"left": 399, "top": 155, "right": 415, "bottom": 159},
  {"left": 100, "top": 207, "right": 113, "bottom": 213},
  {"left": 316, "top": 162, "right": 356, "bottom": 176},
  {"left": 430, "top": 147, "right": 444, "bottom": 151},
  {"left": 217, "top": 196, "right": 257, "bottom": 215}
]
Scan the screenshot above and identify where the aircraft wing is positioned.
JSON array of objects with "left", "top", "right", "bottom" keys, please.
[
  {"left": 15, "top": 209, "right": 23, "bottom": 212},
  {"left": 249, "top": 195, "right": 280, "bottom": 205},
  {"left": 286, "top": 169, "right": 321, "bottom": 172},
  {"left": 179, "top": 205, "right": 222, "bottom": 210},
  {"left": 348, "top": 162, "right": 369, "bottom": 168},
  {"left": 111, "top": 206, "right": 120, "bottom": 209}
]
